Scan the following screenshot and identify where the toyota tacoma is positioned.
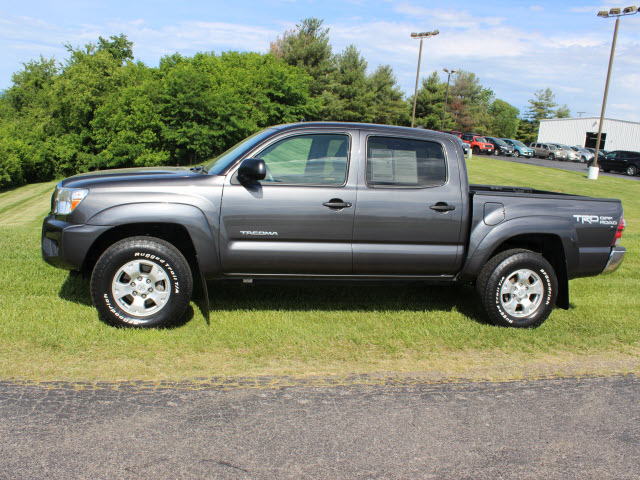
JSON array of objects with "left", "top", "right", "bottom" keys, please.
[{"left": 42, "top": 123, "right": 627, "bottom": 328}]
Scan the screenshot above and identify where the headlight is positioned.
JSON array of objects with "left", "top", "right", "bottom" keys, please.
[{"left": 52, "top": 187, "right": 89, "bottom": 215}]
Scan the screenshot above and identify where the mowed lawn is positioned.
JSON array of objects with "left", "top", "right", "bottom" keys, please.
[{"left": 0, "top": 158, "right": 638, "bottom": 383}]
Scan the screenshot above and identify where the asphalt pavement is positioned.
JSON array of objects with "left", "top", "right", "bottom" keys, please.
[
  {"left": 1, "top": 375, "right": 638, "bottom": 479},
  {"left": 486, "top": 153, "right": 640, "bottom": 181}
]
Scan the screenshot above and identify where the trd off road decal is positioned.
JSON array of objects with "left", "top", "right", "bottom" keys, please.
[{"left": 573, "top": 215, "right": 618, "bottom": 225}]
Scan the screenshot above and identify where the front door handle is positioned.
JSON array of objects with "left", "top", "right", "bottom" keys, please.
[
  {"left": 323, "top": 198, "right": 352, "bottom": 209},
  {"left": 430, "top": 202, "right": 456, "bottom": 212}
]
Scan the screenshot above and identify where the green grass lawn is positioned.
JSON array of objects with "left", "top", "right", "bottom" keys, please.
[{"left": 0, "top": 158, "right": 638, "bottom": 383}]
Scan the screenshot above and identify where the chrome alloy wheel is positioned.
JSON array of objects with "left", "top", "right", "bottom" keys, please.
[
  {"left": 111, "top": 260, "right": 171, "bottom": 317},
  {"left": 499, "top": 269, "right": 544, "bottom": 318}
]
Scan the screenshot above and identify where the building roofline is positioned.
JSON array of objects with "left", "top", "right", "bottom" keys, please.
[{"left": 539, "top": 117, "right": 640, "bottom": 126}]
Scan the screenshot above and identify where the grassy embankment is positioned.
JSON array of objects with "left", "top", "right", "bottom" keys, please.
[{"left": 0, "top": 158, "right": 638, "bottom": 383}]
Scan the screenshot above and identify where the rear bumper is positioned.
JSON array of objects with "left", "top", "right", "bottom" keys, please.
[
  {"left": 42, "top": 215, "right": 110, "bottom": 271},
  {"left": 602, "top": 246, "right": 626, "bottom": 274}
]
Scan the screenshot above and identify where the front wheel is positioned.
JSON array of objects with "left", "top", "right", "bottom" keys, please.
[
  {"left": 90, "top": 237, "right": 193, "bottom": 328},
  {"left": 627, "top": 165, "right": 638, "bottom": 176},
  {"left": 473, "top": 146, "right": 479, "bottom": 155},
  {"left": 476, "top": 249, "right": 557, "bottom": 328},
  {"left": 513, "top": 150, "right": 520, "bottom": 158},
  {"left": 548, "top": 154, "right": 555, "bottom": 161}
]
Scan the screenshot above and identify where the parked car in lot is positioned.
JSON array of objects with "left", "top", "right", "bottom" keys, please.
[
  {"left": 549, "top": 144, "right": 582, "bottom": 162},
  {"left": 502, "top": 139, "right": 534, "bottom": 158},
  {"left": 484, "top": 137, "right": 514, "bottom": 156},
  {"left": 570, "top": 146, "right": 594, "bottom": 163},
  {"left": 586, "top": 147, "right": 609, "bottom": 158},
  {"left": 460, "top": 133, "right": 494, "bottom": 155},
  {"left": 599, "top": 150, "right": 640, "bottom": 176},
  {"left": 42, "top": 122, "right": 626, "bottom": 329},
  {"left": 529, "top": 142, "right": 568, "bottom": 161}
]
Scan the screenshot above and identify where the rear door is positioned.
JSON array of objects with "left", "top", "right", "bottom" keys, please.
[
  {"left": 352, "top": 132, "right": 465, "bottom": 275},
  {"left": 220, "top": 129, "right": 358, "bottom": 275}
]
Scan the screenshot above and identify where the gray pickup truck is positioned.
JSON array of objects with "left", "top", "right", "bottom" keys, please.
[{"left": 42, "top": 123, "right": 626, "bottom": 329}]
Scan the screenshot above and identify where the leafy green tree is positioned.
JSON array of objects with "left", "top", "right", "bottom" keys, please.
[
  {"left": 97, "top": 34, "right": 134, "bottom": 65},
  {"left": 449, "top": 70, "right": 493, "bottom": 133},
  {"left": 489, "top": 99, "right": 520, "bottom": 138},
  {"left": 159, "top": 51, "right": 316, "bottom": 165},
  {"left": 270, "top": 18, "right": 335, "bottom": 97}
]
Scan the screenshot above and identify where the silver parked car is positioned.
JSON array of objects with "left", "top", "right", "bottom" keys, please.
[
  {"left": 529, "top": 142, "right": 568, "bottom": 160},
  {"left": 549, "top": 144, "right": 581, "bottom": 162},
  {"left": 570, "top": 146, "right": 594, "bottom": 163}
]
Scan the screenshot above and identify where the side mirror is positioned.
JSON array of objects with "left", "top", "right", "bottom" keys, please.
[{"left": 238, "top": 158, "right": 266, "bottom": 183}]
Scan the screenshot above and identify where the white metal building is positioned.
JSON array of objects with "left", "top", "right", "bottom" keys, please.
[{"left": 537, "top": 117, "right": 640, "bottom": 151}]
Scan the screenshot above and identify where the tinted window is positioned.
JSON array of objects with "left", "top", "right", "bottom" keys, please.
[
  {"left": 366, "top": 136, "right": 446, "bottom": 187},
  {"left": 256, "top": 134, "right": 349, "bottom": 186}
]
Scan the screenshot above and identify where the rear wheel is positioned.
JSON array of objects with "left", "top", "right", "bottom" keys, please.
[
  {"left": 90, "top": 237, "right": 193, "bottom": 328},
  {"left": 476, "top": 249, "right": 557, "bottom": 328}
]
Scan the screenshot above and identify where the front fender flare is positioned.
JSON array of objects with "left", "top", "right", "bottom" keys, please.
[{"left": 86, "top": 203, "right": 220, "bottom": 277}]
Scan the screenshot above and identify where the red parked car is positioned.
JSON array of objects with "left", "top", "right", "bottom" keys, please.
[{"left": 460, "top": 133, "right": 494, "bottom": 155}]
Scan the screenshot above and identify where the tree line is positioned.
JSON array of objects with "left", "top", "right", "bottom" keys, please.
[{"left": 0, "top": 18, "right": 570, "bottom": 189}]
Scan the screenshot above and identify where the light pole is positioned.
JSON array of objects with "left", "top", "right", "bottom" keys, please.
[
  {"left": 589, "top": 5, "right": 638, "bottom": 180},
  {"left": 442, "top": 68, "right": 457, "bottom": 130},
  {"left": 410, "top": 30, "right": 439, "bottom": 128}
]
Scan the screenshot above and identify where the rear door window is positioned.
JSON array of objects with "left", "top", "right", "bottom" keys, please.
[{"left": 366, "top": 136, "right": 446, "bottom": 187}]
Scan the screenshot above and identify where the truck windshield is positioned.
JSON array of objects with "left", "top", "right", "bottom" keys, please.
[{"left": 204, "top": 128, "right": 276, "bottom": 174}]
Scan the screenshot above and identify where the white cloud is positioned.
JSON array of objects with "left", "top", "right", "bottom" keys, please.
[
  {"left": 393, "top": 3, "right": 505, "bottom": 28},
  {"left": 530, "top": 5, "right": 544, "bottom": 11}
]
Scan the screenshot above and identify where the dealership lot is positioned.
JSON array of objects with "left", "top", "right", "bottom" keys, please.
[{"left": 488, "top": 153, "right": 640, "bottom": 181}]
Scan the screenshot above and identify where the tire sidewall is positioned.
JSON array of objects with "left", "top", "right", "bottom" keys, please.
[
  {"left": 91, "top": 238, "right": 192, "bottom": 328},
  {"left": 487, "top": 254, "right": 557, "bottom": 328}
]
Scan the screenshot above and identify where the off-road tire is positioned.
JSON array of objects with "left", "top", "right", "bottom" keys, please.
[
  {"left": 476, "top": 249, "right": 557, "bottom": 328},
  {"left": 90, "top": 236, "right": 193, "bottom": 328}
]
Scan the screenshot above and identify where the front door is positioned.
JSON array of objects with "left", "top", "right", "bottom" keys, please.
[
  {"left": 352, "top": 133, "right": 465, "bottom": 275},
  {"left": 220, "top": 130, "right": 357, "bottom": 275}
]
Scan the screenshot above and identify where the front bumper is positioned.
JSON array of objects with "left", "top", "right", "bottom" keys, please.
[
  {"left": 602, "top": 246, "right": 626, "bottom": 274},
  {"left": 42, "top": 215, "right": 111, "bottom": 271}
]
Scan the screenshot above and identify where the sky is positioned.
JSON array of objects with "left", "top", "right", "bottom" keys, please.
[{"left": 1, "top": 0, "right": 639, "bottom": 122}]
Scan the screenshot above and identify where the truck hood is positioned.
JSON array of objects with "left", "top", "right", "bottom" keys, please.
[{"left": 60, "top": 166, "right": 202, "bottom": 189}]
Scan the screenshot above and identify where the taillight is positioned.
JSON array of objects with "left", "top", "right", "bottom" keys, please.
[{"left": 613, "top": 215, "right": 625, "bottom": 246}]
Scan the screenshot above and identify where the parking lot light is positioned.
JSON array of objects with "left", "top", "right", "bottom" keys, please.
[
  {"left": 442, "top": 68, "right": 457, "bottom": 130},
  {"left": 590, "top": 5, "right": 639, "bottom": 180},
  {"left": 410, "top": 30, "right": 440, "bottom": 128}
]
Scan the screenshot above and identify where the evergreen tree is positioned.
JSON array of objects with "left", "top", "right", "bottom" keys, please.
[
  {"left": 270, "top": 18, "right": 335, "bottom": 97},
  {"left": 525, "top": 88, "right": 558, "bottom": 125},
  {"left": 449, "top": 70, "right": 493, "bottom": 133}
]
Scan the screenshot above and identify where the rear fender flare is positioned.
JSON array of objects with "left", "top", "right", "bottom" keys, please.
[{"left": 459, "top": 216, "right": 578, "bottom": 282}]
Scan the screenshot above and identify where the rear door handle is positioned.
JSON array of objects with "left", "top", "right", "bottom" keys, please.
[
  {"left": 323, "top": 198, "right": 352, "bottom": 209},
  {"left": 430, "top": 202, "right": 456, "bottom": 212}
]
